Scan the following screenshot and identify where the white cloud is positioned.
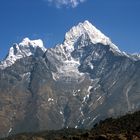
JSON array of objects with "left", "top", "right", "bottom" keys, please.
[{"left": 46, "top": 0, "right": 86, "bottom": 8}]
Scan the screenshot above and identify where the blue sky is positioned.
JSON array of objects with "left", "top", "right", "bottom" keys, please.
[{"left": 0, "top": 0, "right": 140, "bottom": 59}]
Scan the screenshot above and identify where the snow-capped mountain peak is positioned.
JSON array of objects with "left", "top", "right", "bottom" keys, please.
[
  {"left": 64, "top": 20, "right": 121, "bottom": 54},
  {"left": 19, "top": 38, "right": 45, "bottom": 51},
  {"left": 0, "top": 38, "right": 46, "bottom": 69},
  {"left": 130, "top": 53, "right": 140, "bottom": 61}
]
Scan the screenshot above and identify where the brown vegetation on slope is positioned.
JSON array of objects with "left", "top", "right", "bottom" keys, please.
[{"left": 1, "top": 111, "right": 140, "bottom": 140}]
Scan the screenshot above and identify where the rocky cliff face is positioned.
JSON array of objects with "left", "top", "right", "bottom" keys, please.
[{"left": 0, "top": 20, "right": 140, "bottom": 137}]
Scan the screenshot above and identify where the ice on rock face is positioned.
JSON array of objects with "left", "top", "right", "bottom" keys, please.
[
  {"left": 0, "top": 38, "right": 46, "bottom": 69},
  {"left": 131, "top": 53, "right": 140, "bottom": 61},
  {"left": 19, "top": 38, "right": 46, "bottom": 52},
  {"left": 64, "top": 20, "right": 121, "bottom": 54},
  {"left": 49, "top": 20, "right": 124, "bottom": 81}
]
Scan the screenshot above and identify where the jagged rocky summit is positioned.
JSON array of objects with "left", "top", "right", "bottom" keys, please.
[{"left": 0, "top": 20, "right": 140, "bottom": 138}]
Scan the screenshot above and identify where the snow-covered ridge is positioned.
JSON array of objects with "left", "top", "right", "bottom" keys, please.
[
  {"left": 131, "top": 53, "right": 140, "bottom": 60},
  {"left": 64, "top": 20, "right": 121, "bottom": 54},
  {"left": 0, "top": 38, "right": 46, "bottom": 69},
  {"left": 49, "top": 20, "right": 140, "bottom": 81},
  {"left": 50, "top": 20, "right": 121, "bottom": 80},
  {"left": 0, "top": 20, "right": 139, "bottom": 70}
]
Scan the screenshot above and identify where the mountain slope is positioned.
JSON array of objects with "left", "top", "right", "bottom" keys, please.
[
  {"left": 0, "top": 20, "right": 140, "bottom": 138},
  {"left": 1, "top": 111, "right": 140, "bottom": 140}
]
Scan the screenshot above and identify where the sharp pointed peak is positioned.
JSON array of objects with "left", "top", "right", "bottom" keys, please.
[
  {"left": 78, "top": 20, "right": 92, "bottom": 25},
  {"left": 65, "top": 20, "right": 108, "bottom": 43},
  {"left": 64, "top": 20, "right": 122, "bottom": 54}
]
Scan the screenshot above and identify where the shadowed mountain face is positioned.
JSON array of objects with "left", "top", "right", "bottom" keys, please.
[{"left": 0, "top": 21, "right": 140, "bottom": 137}]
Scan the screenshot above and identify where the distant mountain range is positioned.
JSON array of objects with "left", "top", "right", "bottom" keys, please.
[{"left": 0, "top": 20, "right": 140, "bottom": 138}]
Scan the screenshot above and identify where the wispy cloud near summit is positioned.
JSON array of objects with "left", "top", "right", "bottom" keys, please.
[{"left": 45, "top": 0, "right": 86, "bottom": 8}]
